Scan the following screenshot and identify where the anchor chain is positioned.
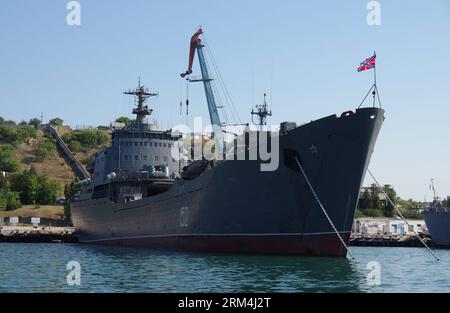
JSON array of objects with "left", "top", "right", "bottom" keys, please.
[
  {"left": 295, "top": 156, "right": 355, "bottom": 260},
  {"left": 368, "top": 169, "right": 440, "bottom": 262}
]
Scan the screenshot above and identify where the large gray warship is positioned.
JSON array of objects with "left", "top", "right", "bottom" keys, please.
[{"left": 71, "top": 29, "right": 385, "bottom": 256}]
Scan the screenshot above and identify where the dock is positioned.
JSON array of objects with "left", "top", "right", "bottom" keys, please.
[
  {"left": 350, "top": 235, "right": 434, "bottom": 247},
  {"left": 0, "top": 226, "right": 78, "bottom": 243}
]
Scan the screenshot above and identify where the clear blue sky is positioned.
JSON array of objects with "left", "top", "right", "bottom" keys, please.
[{"left": 1, "top": 0, "right": 449, "bottom": 200}]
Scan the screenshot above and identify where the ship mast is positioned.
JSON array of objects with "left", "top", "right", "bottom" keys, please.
[
  {"left": 430, "top": 178, "right": 440, "bottom": 202},
  {"left": 124, "top": 78, "right": 158, "bottom": 124},
  {"left": 251, "top": 93, "right": 272, "bottom": 131}
]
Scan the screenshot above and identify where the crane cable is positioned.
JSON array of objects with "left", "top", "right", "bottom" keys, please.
[
  {"left": 295, "top": 156, "right": 355, "bottom": 260},
  {"left": 368, "top": 169, "right": 440, "bottom": 261},
  {"left": 202, "top": 34, "right": 242, "bottom": 124}
]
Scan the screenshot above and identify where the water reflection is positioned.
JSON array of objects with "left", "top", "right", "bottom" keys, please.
[{"left": 74, "top": 244, "right": 365, "bottom": 292}]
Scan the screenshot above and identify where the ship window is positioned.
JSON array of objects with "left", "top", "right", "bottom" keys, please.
[
  {"left": 163, "top": 156, "right": 168, "bottom": 162},
  {"left": 135, "top": 142, "right": 138, "bottom": 146},
  {"left": 149, "top": 142, "right": 153, "bottom": 147},
  {"left": 124, "top": 155, "right": 128, "bottom": 160},
  {"left": 140, "top": 142, "right": 143, "bottom": 146},
  {"left": 135, "top": 155, "right": 139, "bottom": 160},
  {"left": 143, "top": 155, "right": 147, "bottom": 161},
  {"left": 155, "top": 156, "right": 159, "bottom": 161},
  {"left": 159, "top": 143, "right": 162, "bottom": 147},
  {"left": 144, "top": 142, "right": 148, "bottom": 146},
  {"left": 163, "top": 143, "right": 167, "bottom": 148}
]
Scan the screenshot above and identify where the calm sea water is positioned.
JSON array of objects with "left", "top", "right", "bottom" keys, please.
[{"left": 0, "top": 244, "right": 448, "bottom": 293}]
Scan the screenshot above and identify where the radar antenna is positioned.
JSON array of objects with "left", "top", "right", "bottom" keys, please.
[
  {"left": 124, "top": 78, "right": 158, "bottom": 124},
  {"left": 251, "top": 93, "right": 272, "bottom": 131}
]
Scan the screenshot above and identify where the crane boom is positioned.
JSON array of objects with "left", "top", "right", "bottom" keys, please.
[
  {"left": 181, "top": 29, "right": 203, "bottom": 79},
  {"left": 181, "top": 28, "right": 224, "bottom": 158}
]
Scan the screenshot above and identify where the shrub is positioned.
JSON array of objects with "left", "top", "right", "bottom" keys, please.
[
  {"left": 0, "top": 145, "right": 19, "bottom": 172},
  {"left": 68, "top": 140, "right": 82, "bottom": 152},
  {"left": 0, "top": 125, "right": 19, "bottom": 145},
  {"left": 36, "top": 138, "right": 56, "bottom": 161},
  {"left": 62, "top": 130, "right": 108, "bottom": 149},
  {"left": 17, "top": 125, "right": 37, "bottom": 142}
]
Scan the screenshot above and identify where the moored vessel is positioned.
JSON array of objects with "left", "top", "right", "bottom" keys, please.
[{"left": 70, "top": 29, "right": 385, "bottom": 256}]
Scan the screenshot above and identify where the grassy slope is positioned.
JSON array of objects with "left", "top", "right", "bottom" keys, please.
[
  {"left": 0, "top": 129, "right": 74, "bottom": 219},
  {"left": 57, "top": 126, "right": 111, "bottom": 167},
  {"left": 0, "top": 205, "right": 64, "bottom": 220},
  {"left": 1, "top": 127, "right": 110, "bottom": 220},
  {"left": 15, "top": 129, "right": 76, "bottom": 190}
]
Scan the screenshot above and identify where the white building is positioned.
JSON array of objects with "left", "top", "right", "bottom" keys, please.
[{"left": 352, "top": 218, "right": 426, "bottom": 236}]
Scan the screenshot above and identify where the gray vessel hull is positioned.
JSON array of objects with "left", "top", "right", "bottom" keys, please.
[
  {"left": 71, "top": 107, "right": 384, "bottom": 256},
  {"left": 424, "top": 211, "right": 450, "bottom": 247}
]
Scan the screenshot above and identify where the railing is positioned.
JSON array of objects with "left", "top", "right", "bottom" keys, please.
[{"left": 44, "top": 126, "right": 90, "bottom": 180}]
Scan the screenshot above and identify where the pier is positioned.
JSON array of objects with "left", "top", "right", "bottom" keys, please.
[
  {"left": 349, "top": 235, "right": 434, "bottom": 247},
  {"left": 0, "top": 226, "right": 78, "bottom": 243}
]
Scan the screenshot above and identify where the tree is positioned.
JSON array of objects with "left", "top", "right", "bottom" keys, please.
[
  {"left": 36, "top": 175, "right": 59, "bottom": 204},
  {"left": 0, "top": 116, "right": 4, "bottom": 124},
  {"left": 0, "top": 145, "right": 19, "bottom": 172},
  {"left": 28, "top": 118, "right": 41, "bottom": 128},
  {"left": 10, "top": 171, "right": 38, "bottom": 204},
  {"left": 64, "top": 178, "right": 79, "bottom": 226},
  {"left": 0, "top": 188, "right": 22, "bottom": 211},
  {"left": 10, "top": 170, "right": 60, "bottom": 205},
  {"left": 115, "top": 116, "right": 132, "bottom": 125},
  {"left": 49, "top": 118, "right": 64, "bottom": 127},
  {"left": 3, "top": 120, "right": 16, "bottom": 126},
  {"left": 359, "top": 189, "right": 371, "bottom": 209},
  {"left": 383, "top": 185, "right": 397, "bottom": 217},
  {"left": 443, "top": 196, "right": 450, "bottom": 208},
  {"left": 0, "top": 173, "right": 7, "bottom": 190},
  {"left": 369, "top": 184, "right": 382, "bottom": 210}
]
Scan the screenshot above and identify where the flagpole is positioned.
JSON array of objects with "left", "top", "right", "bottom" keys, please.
[
  {"left": 373, "top": 51, "right": 377, "bottom": 107},
  {"left": 373, "top": 51, "right": 377, "bottom": 87}
]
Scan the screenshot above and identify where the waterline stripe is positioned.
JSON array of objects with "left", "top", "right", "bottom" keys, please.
[{"left": 81, "top": 231, "right": 351, "bottom": 243}]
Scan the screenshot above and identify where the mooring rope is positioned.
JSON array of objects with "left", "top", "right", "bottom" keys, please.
[
  {"left": 295, "top": 157, "right": 355, "bottom": 260},
  {"left": 368, "top": 169, "right": 440, "bottom": 261}
]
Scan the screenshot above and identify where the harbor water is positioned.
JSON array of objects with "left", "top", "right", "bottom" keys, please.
[{"left": 0, "top": 244, "right": 448, "bottom": 293}]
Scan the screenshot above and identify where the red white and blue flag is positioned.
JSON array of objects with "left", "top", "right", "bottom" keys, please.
[{"left": 357, "top": 53, "right": 376, "bottom": 72}]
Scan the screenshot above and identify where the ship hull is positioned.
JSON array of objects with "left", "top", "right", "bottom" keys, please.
[
  {"left": 424, "top": 211, "right": 450, "bottom": 247},
  {"left": 71, "top": 108, "right": 384, "bottom": 256}
]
